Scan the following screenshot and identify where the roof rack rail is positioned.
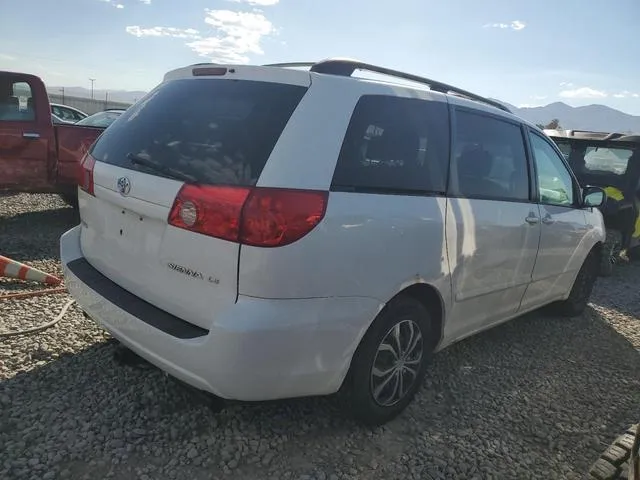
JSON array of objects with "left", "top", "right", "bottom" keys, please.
[{"left": 263, "top": 58, "right": 511, "bottom": 113}]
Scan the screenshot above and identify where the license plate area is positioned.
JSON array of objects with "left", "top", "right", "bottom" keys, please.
[{"left": 112, "top": 207, "right": 145, "bottom": 250}]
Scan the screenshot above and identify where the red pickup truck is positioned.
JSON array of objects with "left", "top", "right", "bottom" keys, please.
[{"left": 0, "top": 71, "right": 105, "bottom": 205}]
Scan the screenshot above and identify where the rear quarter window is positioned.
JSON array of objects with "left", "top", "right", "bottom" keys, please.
[
  {"left": 331, "top": 95, "right": 450, "bottom": 194},
  {"left": 90, "top": 78, "right": 308, "bottom": 186}
]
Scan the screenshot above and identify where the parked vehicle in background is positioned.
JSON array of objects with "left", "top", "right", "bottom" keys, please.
[
  {"left": 51, "top": 112, "right": 75, "bottom": 125},
  {"left": 76, "top": 109, "right": 125, "bottom": 128},
  {"left": 61, "top": 59, "right": 606, "bottom": 425},
  {"left": 545, "top": 129, "right": 640, "bottom": 275},
  {"left": 0, "top": 70, "right": 106, "bottom": 205},
  {"left": 50, "top": 103, "right": 88, "bottom": 123}
]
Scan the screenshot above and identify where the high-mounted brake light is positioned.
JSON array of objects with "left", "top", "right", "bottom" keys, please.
[
  {"left": 192, "top": 67, "right": 229, "bottom": 76},
  {"left": 168, "top": 185, "right": 328, "bottom": 248},
  {"left": 78, "top": 154, "right": 96, "bottom": 196}
]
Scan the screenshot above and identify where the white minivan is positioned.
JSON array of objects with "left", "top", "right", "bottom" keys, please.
[{"left": 61, "top": 59, "right": 606, "bottom": 425}]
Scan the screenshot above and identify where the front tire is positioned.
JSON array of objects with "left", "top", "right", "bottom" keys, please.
[
  {"left": 553, "top": 249, "right": 599, "bottom": 317},
  {"left": 341, "top": 295, "right": 433, "bottom": 426}
]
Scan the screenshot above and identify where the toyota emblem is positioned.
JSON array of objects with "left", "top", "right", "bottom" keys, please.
[{"left": 117, "top": 177, "right": 131, "bottom": 196}]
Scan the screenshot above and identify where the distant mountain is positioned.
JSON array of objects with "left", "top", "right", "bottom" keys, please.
[
  {"left": 46, "top": 86, "right": 147, "bottom": 104},
  {"left": 503, "top": 101, "right": 640, "bottom": 134}
]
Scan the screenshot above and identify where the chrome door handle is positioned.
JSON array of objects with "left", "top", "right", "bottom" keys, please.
[
  {"left": 542, "top": 215, "right": 555, "bottom": 225},
  {"left": 22, "top": 132, "right": 40, "bottom": 139},
  {"left": 525, "top": 215, "right": 539, "bottom": 225}
]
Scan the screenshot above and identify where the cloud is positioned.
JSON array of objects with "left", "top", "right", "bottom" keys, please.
[
  {"left": 227, "top": 0, "right": 279, "bottom": 4},
  {"left": 531, "top": 95, "right": 547, "bottom": 100},
  {"left": 139, "top": 0, "right": 151, "bottom": 3},
  {"left": 100, "top": 0, "right": 124, "bottom": 8},
  {"left": 186, "top": 9, "right": 275, "bottom": 63},
  {"left": 0, "top": 53, "right": 15, "bottom": 61},
  {"left": 559, "top": 87, "right": 608, "bottom": 99},
  {"left": 559, "top": 82, "right": 574, "bottom": 87},
  {"left": 611, "top": 91, "right": 640, "bottom": 99},
  {"left": 126, "top": 26, "right": 201, "bottom": 39},
  {"left": 126, "top": 8, "right": 276, "bottom": 64},
  {"left": 483, "top": 20, "right": 526, "bottom": 31}
]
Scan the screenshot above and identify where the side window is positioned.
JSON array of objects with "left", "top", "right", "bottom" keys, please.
[
  {"left": 331, "top": 95, "right": 450, "bottom": 194},
  {"left": 529, "top": 132, "right": 575, "bottom": 206},
  {"left": 0, "top": 78, "right": 35, "bottom": 121},
  {"left": 60, "top": 107, "right": 80, "bottom": 122},
  {"left": 451, "top": 110, "right": 530, "bottom": 201}
]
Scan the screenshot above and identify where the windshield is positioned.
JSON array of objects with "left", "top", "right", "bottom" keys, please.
[
  {"left": 77, "top": 111, "right": 123, "bottom": 127},
  {"left": 554, "top": 140, "right": 635, "bottom": 176}
]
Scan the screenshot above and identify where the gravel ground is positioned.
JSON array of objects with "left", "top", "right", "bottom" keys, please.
[{"left": 1, "top": 193, "right": 640, "bottom": 480}]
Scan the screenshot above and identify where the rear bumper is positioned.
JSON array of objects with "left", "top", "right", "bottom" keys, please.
[{"left": 61, "top": 225, "right": 382, "bottom": 401}]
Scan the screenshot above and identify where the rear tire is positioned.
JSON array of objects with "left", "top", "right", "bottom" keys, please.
[
  {"left": 553, "top": 249, "right": 599, "bottom": 317},
  {"left": 340, "top": 295, "right": 433, "bottom": 426}
]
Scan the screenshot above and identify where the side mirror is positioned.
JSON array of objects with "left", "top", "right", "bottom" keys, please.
[{"left": 582, "top": 186, "right": 606, "bottom": 208}]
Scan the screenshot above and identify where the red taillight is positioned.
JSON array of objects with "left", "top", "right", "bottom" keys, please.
[
  {"left": 240, "top": 188, "right": 328, "bottom": 247},
  {"left": 168, "top": 185, "right": 251, "bottom": 242},
  {"left": 78, "top": 154, "right": 96, "bottom": 196},
  {"left": 168, "top": 185, "right": 328, "bottom": 248}
]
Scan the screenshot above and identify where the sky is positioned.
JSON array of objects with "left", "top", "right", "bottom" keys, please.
[{"left": 1, "top": 0, "right": 639, "bottom": 114}]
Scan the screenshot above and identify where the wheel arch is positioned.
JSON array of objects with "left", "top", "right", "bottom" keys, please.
[
  {"left": 396, "top": 282, "right": 445, "bottom": 351},
  {"left": 337, "top": 280, "right": 446, "bottom": 396}
]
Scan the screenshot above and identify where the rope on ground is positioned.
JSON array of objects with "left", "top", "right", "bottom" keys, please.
[
  {"left": 0, "top": 287, "right": 68, "bottom": 301},
  {"left": 0, "top": 286, "right": 75, "bottom": 338}
]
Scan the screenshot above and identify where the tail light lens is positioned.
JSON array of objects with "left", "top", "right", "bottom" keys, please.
[
  {"left": 168, "top": 185, "right": 328, "bottom": 248},
  {"left": 168, "top": 185, "right": 251, "bottom": 241},
  {"left": 78, "top": 154, "right": 96, "bottom": 196}
]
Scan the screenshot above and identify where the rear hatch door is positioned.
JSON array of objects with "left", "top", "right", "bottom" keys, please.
[{"left": 79, "top": 71, "right": 309, "bottom": 329}]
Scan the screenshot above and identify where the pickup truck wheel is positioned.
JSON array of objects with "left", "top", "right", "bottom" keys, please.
[
  {"left": 588, "top": 424, "right": 640, "bottom": 479},
  {"left": 59, "top": 193, "right": 78, "bottom": 208},
  {"left": 552, "top": 249, "right": 599, "bottom": 317},
  {"left": 600, "top": 229, "right": 622, "bottom": 276},
  {"left": 339, "top": 295, "right": 433, "bottom": 426}
]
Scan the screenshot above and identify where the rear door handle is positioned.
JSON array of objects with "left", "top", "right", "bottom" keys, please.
[
  {"left": 22, "top": 132, "right": 40, "bottom": 139},
  {"left": 525, "top": 215, "right": 539, "bottom": 225},
  {"left": 542, "top": 215, "right": 555, "bottom": 225}
]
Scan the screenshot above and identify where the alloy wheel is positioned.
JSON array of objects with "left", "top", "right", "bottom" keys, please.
[{"left": 370, "top": 319, "right": 424, "bottom": 407}]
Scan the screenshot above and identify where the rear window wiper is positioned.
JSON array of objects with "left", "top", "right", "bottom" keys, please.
[{"left": 126, "top": 153, "right": 197, "bottom": 184}]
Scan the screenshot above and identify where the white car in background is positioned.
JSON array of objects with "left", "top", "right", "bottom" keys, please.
[
  {"left": 50, "top": 103, "right": 88, "bottom": 123},
  {"left": 61, "top": 59, "right": 606, "bottom": 425},
  {"left": 76, "top": 109, "right": 125, "bottom": 128}
]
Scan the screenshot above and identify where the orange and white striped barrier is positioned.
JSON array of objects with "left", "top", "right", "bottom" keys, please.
[{"left": 0, "top": 255, "right": 62, "bottom": 286}]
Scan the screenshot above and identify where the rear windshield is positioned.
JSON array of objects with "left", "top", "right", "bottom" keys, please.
[{"left": 90, "top": 78, "right": 308, "bottom": 186}]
